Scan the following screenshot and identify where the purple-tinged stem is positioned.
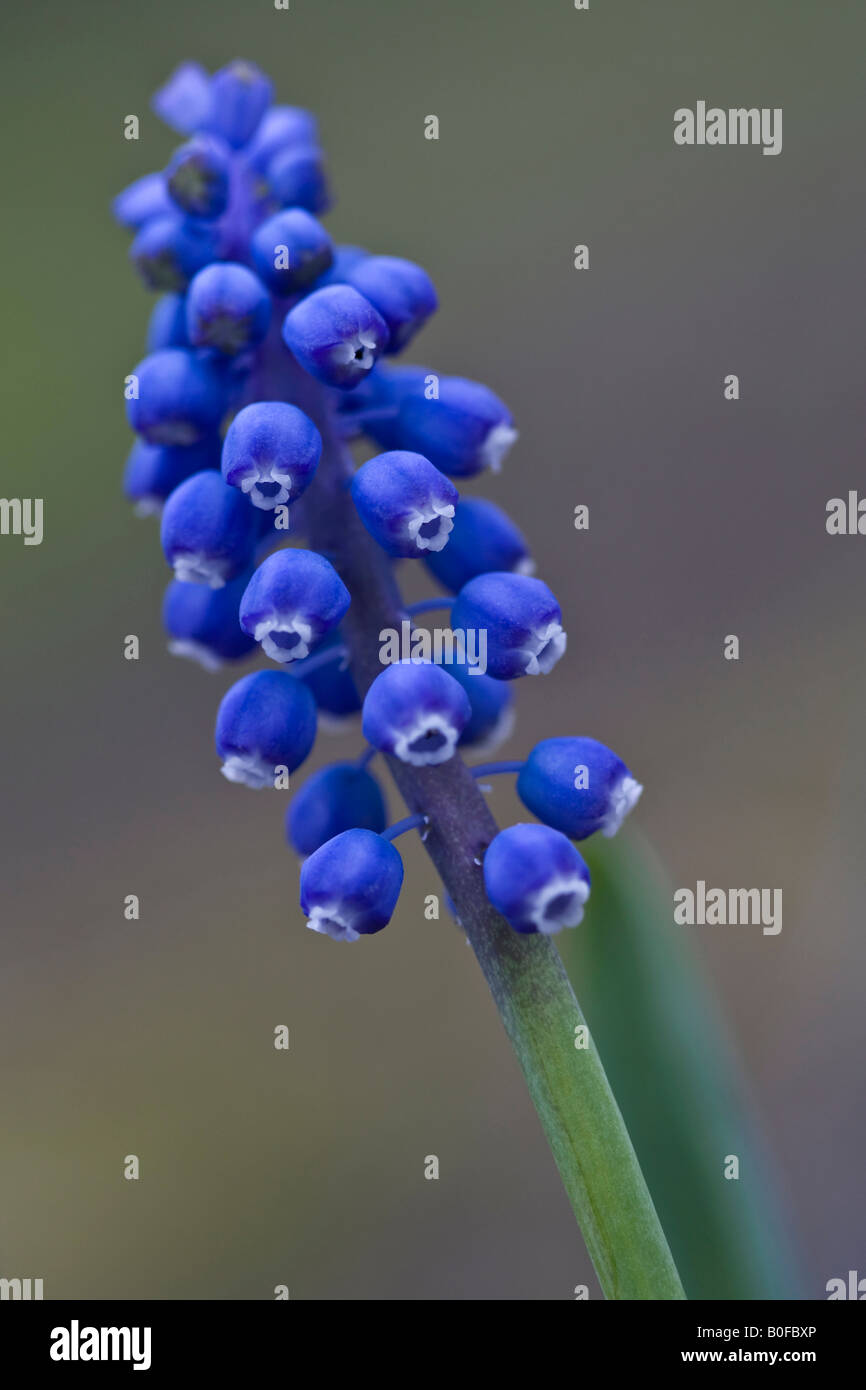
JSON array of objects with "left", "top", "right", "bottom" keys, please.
[
  {"left": 257, "top": 338, "right": 685, "bottom": 1300},
  {"left": 381, "top": 813, "right": 429, "bottom": 843}
]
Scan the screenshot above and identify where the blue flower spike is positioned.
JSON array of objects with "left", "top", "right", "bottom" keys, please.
[
  {"left": 351, "top": 450, "right": 458, "bottom": 557},
  {"left": 362, "top": 661, "right": 472, "bottom": 766},
  {"left": 251, "top": 209, "right": 334, "bottom": 296},
  {"left": 286, "top": 762, "right": 387, "bottom": 857},
  {"left": 345, "top": 255, "right": 438, "bottom": 354},
  {"left": 222, "top": 401, "right": 321, "bottom": 510},
  {"left": 282, "top": 285, "right": 389, "bottom": 390},
  {"left": 451, "top": 571, "right": 567, "bottom": 680},
  {"left": 165, "top": 135, "right": 231, "bottom": 219},
  {"left": 300, "top": 828, "right": 403, "bottom": 942},
  {"left": 126, "top": 348, "right": 228, "bottom": 446},
  {"left": 483, "top": 823, "right": 591, "bottom": 935},
  {"left": 185, "top": 263, "right": 271, "bottom": 356},
  {"left": 162, "top": 571, "right": 257, "bottom": 671},
  {"left": 160, "top": 469, "right": 260, "bottom": 587},
  {"left": 215, "top": 669, "right": 317, "bottom": 789},
  {"left": 113, "top": 64, "right": 663, "bottom": 1297},
  {"left": 239, "top": 548, "right": 351, "bottom": 663},
  {"left": 424, "top": 497, "right": 533, "bottom": 593},
  {"left": 517, "top": 737, "right": 643, "bottom": 841},
  {"left": 395, "top": 376, "right": 518, "bottom": 477}
]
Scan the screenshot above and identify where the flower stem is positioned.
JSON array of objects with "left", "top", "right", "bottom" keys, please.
[
  {"left": 470, "top": 759, "right": 525, "bottom": 778},
  {"left": 381, "top": 813, "right": 429, "bottom": 843},
  {"left": 275, "top": 354, "right": 685, "bottom": 1300},
  {"left": 404, "top": 597, "right": 454, "bottom": 617}
]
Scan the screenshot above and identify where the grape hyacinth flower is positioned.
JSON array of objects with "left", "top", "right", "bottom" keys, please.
[
  {"left": 451, "top": 571, "right": 567, "bottom": 679},
  {"left": 185, "top": 262, "right": 271, "bottom": 356},
  {"left": 239, "top": 548, "right": 350, "bottom": 662},
  {"left": 292, "top": 631, "right": 361, "bottom": 725},
  {"left": 160, "top": 469, "right": 260, "bottom": 586},
  {"left": 151, "top": 61, "right": 213, "bottom": 135},
  {"left": 517, "top": 737, "right": 643, "bottom": 840},
  {"left": 300, "top": 828, "right": 404, "bottom": 942},
  {"left": 204, "top": 60, "right": 273, "bottom": 148},
  {"left": 250, "top": 209, "right": 333, "bottom": 295},
  {"left": 362, "top": 662, "right": 471, "bottom": 766},
  {"left": 162, "top": 571, "right": 257, "bottom": 671},
  {"left": 130, "top": 214, "right": 220, "bottom": 292},
  {"left": 113, "top": 171, "right": 175, "bottom": 229},
  {"left": 286, "top": 762, "right": 387, "bottom": 857},
  {"left": 123, "top": 434, "right": 220, "bottom": 515},
  {"left": 165, "top": 135, "right": 232, "bottom": 219},
  {"left": 267, "top": 144, "right": 330, "bottom": 214},
  {"left": 282, "top": 285, "right": 389, "bottom": 389},
  {"left": 222, "top": 401, "right": 321, "bottom": 510},
  {"left": 350, "top": 450, "right": 458, "bottom": 556},
  {"left": 246, "top": 105, "right": 319, "bottom": 175},
  {"left": 215, "top": 669, "right": 316, "bottom": 788},
  {"left": 344, "top": 255, "right": 438, "bottom": 354},
  {"left": 389, "top": 376, "right": 518, "bottom": 477},
  {"left": 112, "top": 60, "right": 683, "bottom": 1303},
  {"left": 483, "top": 823, "right": 591, "bottom": 935},
  {"left": 126, "top": 348, "right": 228, "bottom": 445}
]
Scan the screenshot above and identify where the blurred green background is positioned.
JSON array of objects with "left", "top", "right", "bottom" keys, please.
[{"left": 0, "top": 0, "right": 863, "bottom": 1298}]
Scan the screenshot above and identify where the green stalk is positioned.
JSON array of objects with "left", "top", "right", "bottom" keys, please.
[
  {"left": 262, "top": 351, "right": 685, "bottom": 1301},
  {"left": 469, "top": 922, "right": 686, "bottom": 1299}
]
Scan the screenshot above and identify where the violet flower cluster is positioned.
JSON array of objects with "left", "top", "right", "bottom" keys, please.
[{"left": 116, "top": 60, "right": 643, "bottom": 945}]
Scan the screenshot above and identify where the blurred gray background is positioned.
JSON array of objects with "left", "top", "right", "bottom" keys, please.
[{"left": 0, "top": 0, "right": 863, "bottom": 1298}]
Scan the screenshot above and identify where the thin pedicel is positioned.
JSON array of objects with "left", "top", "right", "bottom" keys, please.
[{"left": 114, "top": 58, "right": 683, "bottom": 1300}]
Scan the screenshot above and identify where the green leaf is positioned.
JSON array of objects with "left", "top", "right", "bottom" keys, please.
[{"left": 558, "top": 828, "right": 802, "bottom": 1299}]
